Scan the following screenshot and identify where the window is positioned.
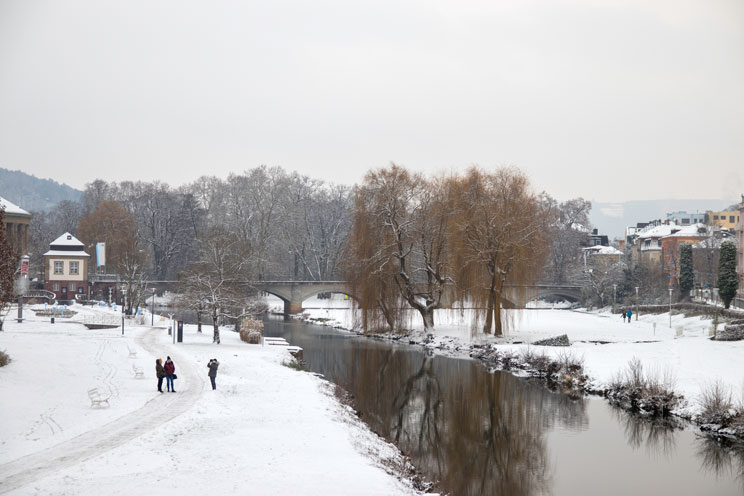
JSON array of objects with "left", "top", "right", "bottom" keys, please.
[
  {"left": 682, "top": 218, "right": 690, "bottom": 224},
  {"left": 54, "top": 261, "right": 63, "bottom": 274},
  {"left": 644, "top": 240, "right": 651, "bottom": 247},
  {"left": 714, "top": 215, "right": 719, "bottom": 220},
  {"left": 69, "top": 283, "right": 75, "bottom": 291},
  {"left": 657, "top": 240, "right": 662, "bottom": 247},
  {"left": 53, "top": 283, "right": 59, "bottom": 291},
  {"left": 70, "top": 261, "right": 79, "bottom": 275},
  {"left": 730, "top": 216, "right": 735, "bottom": 223}
]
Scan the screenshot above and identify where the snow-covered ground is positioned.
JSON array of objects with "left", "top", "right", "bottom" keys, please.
[
  {"left": 0, "top": 304, "right": 419, "bottom": 495},
  {"left": 289, "top": 294, "right": 743, "bottom": 417}
]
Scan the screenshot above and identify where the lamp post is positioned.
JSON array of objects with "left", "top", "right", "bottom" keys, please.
[
  {"left": 668, "top": 288, "right": 673, "bottom": 328},
  {"left": 613, "top": 284, "right": 617, "bottom": 313},
  {"left": 635, "top": 286, "right": 639, "bottom": 321},
  {"left": 151, "top": 290, "right": 156, "bottom": 326}
]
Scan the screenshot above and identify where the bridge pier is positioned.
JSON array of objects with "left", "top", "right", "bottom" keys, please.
[{"left": 284, "top": 300, "right": 303, "bottom": 316}]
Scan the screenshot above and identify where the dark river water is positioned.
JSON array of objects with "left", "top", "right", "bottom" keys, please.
[
  {"left": 162, "top": 307, "right": 744, "bottom": 495},
  {"left": 263, "top": 317, "right": 744, "bottom": 496}
]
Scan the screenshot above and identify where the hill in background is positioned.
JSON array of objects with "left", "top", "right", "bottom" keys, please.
[
  {"left": 590, "top": 199, "right": 736, "bottom": 239},
  {"left": 0, "top": 168, "right": 82, "bottom": 211}
]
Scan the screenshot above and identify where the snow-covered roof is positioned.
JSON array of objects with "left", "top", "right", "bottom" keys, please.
[
  {"left": 664, "top": 223, "right": 708, "bottom": 238},
  {"left": 49, "top": 232, "right": 85, "bottom": 247},
  {"left": 583, "top": 245, "right": 623, "bottom": 255},
  {"left": 0, "top": 196, "right": 31, "bottom": 217},
  {"left": 43, "top": 249, "right": 90, "bottom": 257},
  {"left": 637, "top": 224, "right": 676, "bottom": 239}
]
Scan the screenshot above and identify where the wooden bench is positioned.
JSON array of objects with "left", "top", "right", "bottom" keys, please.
[
  {"left": 132, "top": 363, "right": 144, "bottom": 379},
  {"left": 88, "top": 388, "right": 111, "bottom": 408},
  {"left": 127, "top": 345, "right": 138, "bottom": 358}
]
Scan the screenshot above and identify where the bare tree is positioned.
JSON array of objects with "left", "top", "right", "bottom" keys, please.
[
  {"left": 451, "top": 167, "right": 549, "bottom": 335},
  {"left": 348, "top": 165, "right": 453, "bottom": 332}
]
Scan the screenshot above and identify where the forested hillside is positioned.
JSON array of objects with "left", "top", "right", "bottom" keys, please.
[{"left": 0, "top": 168, "right": 82, "bottom": 211}]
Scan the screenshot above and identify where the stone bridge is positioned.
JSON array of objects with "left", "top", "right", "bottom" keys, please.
[{"left": 149, "top": 280, "right": 581, "bottom": 316}]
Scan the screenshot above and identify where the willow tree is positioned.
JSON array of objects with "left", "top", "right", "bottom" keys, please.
[
  {"left": 451, "top": 167, "right": 549, "bottom": 335},
  {"left": 347, "top": 164, "right": 453, "bottom": 332}
]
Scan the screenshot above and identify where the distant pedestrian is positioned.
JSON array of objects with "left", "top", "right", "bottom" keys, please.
[
  {"left": 164, "top": 356, "right": 176, "bottom": 392},
  {"left": 155, "top": 358, "right": 165, "bottom": 393},
  {"left": 207, "top": 358, "right": 220, "bottom": 390},
  {"left": 627, "top": 310, "right": 632, "bottom": 322},
  {"left": 622, "top": 312, "right": 626, "bottom": 322}
]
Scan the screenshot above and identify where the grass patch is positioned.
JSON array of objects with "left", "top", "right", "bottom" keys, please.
[
  {"left": 282, "top": 359, "right": 305, "bottom": 371},
  {"left": 606, "top": 357, "right": 681, "bottom": 416}
]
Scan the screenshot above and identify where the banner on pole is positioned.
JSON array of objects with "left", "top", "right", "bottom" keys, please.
[{"left": 96, "top": 243, "right": 106, "bottom": 267}]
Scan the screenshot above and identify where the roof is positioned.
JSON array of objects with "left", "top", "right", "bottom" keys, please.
[
  {"left": 49, "top": 232, "right": 85, "bottom": 247},
  {"left": 583, "top": 245, "right": 623, "bottom": 255},
  {"left": 43, "top": 250, "right": 90, "bottom": 257},
  {"left": 0, "top": 196, "right": 31, "bottom": 217},
  {"left": 637, "top": 224, "right": 676, "bottom": 239},
  {"left": 664, "top": 223, "right": 708, "bottom": 238}
]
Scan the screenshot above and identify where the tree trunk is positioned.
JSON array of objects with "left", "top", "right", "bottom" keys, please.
[
  {"left": 196, "top": 311, "right": 202, "bottom": 333},
  {"left": 483, "top": 297, "right": 493, "bottom": 334},
  {"left": 212, "top": 310, "right": 220, "bottom": 344},
  {"left": 492, "top": 293, "right": 503, "bottom": 336},
  {"left": 420, "top": 308, "right": 435, "bottom": 331}
]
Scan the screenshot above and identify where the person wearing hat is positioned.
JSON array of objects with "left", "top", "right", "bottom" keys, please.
[
  {"left": 207, "top": 358, "right": 220, "bottom": 390},
  {"left": 164, "top": 356, "right": 176, "bottom": 392}
]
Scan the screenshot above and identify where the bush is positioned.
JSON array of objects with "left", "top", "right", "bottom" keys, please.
[
  {"left": 699, "top": 380, "right": 735, "bottom": 425},
  {"left": 606, "top": 357, "right": 680, "bottom": 415},
  {"left": 239, "top": 317, "right": 264, "bottom": 344},
  {"left": 0, "top": 349, "right": 10, "bottom": 367}
]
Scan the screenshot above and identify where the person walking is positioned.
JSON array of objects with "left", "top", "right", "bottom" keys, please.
[
  {"left": 626, "top": 309, "right": 632, "bottom": 323},
  {"left": 164, "top": 356, "right": 176, "bottom": 392},
  {"left": 622, "top": 311, "right": 626, "bottom": 323},
  {"left": 207, "top": 358, "right": 220, "bottom": 390},
  {"left": 155, "top": 358, "right": 165, "bottom": 393}
]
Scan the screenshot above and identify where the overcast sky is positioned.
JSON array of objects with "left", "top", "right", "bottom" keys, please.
[{"left": 0, "top": 0, "right": 742, "bottom": 202}]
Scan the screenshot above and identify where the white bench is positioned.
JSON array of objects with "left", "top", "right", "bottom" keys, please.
[
  {"left": 127, "top": 345, "right": 137, "bottom": 358},
  {"left": 88, "top": 388, "right": 111, "bottom": 408},
  {"left": 132, "top": 363, "right": 144, "bottom": 379},
  {"left": 263, "top": 337, "right": 290, "bottom": 346}
]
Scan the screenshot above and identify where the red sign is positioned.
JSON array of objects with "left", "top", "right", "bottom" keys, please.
[{"left": 20, "top": 258, "right": 28, "bottom": 277}]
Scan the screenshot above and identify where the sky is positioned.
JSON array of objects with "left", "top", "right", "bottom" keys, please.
[{"left": 0, "top": 0, "right": 742, "bottom": 203}]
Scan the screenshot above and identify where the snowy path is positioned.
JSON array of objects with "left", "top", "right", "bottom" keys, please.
[{"left": 0, "top": 327, "right": 203, "bottom": 494}]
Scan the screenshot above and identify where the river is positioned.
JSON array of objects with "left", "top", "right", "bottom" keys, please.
[{"left": 262, "top": 316, "right": 744, "bottom": 496}]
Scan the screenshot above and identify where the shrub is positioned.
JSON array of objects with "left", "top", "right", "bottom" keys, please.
[
  {"left": 699, "top": 380, "right": 735, "bottom": 424},
  {"left": 239, "top": 317, "right": 263, "bottom": 344},
  {"left": 0, "top": 349, "right": 10, "bottom": 367}
]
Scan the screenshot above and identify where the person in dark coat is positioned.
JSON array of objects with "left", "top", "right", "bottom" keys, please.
[
  {"left": 207, "top": 358, "right": 220, "bottom": 390},
  {"left": 156, "top": 358, "right": 165, "bottom": 393},
  {"left": 164, "top": 356, "right": 176, "bottom": 392},
  {"left": 622, "top": 311, "right": 626, "bottom": 322}
]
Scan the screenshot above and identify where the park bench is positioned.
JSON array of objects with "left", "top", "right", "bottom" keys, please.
[
  {"left": 88, "top": 388, "right": 111, "bottom": 408},
  {"left": 132, "top": 363, "right": 144, "bottom": 379},
  {"left": 263, "top": 337, "right": 290, "bottom": 346},
  {"left": 127, "top": 345, "right": 138, "bottom": 358}
]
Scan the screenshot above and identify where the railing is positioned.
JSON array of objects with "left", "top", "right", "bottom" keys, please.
[{"left": 21, "top": 290, "right": 56, "bottom": 302}]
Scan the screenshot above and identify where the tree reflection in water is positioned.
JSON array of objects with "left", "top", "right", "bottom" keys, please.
[
  {"left": 609, "top": 406, "right": 679, "bottom": 458},
  {"left": 697, "top": 438, "right": 744, "bottom": 490},
  {"left": 339, "top": 345, "right": 590, "bottom": 496}
]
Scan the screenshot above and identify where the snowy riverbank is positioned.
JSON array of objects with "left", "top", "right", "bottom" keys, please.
[
  {"left": 0, "top": 304, "right": 421, "bottom": 495},
  {"left": 291, "top": 295, "right": 744, "bottom": 421}
]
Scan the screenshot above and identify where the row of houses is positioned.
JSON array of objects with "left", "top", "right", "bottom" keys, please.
[{"left": 615, "top": 202, "right": 744, "bottom": 291}]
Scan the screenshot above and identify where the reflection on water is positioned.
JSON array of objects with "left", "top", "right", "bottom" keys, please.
[{"left": 263, "top": 318, "right": 743, "bottom": 495}]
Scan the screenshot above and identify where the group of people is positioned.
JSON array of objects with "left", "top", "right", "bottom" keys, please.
[
  {"left": 154, "top": 356, "right": 220, "bottom": 392},
  {"left": 622, "top": 309, "right": 633, "bottom": 322},
  {"left": 155, "top": 356, "right": 177, "bottom": 392}
]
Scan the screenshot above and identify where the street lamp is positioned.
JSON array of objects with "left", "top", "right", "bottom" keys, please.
[
  {"left": 668, "top": 288, "right": 673, "bottom": 328},
  {"left": 635, "top": 286, "right": 639, "bottom": 321},
  {"left": 613, "top": 284, "right": 617, "bottom": 313},
  {"left": 151, "top": 290, "right": 156, "bottom": 326}
]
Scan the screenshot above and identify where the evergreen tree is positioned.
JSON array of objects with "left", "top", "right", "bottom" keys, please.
[
  {"left": 717, "top": 241, "right": 738, "bottom": 309},
  {"left": 0, "top": 210, "right": 19, "bottom": 330},
  {"left": 679, "top": 243, "right": 694, "bottom": 300}
]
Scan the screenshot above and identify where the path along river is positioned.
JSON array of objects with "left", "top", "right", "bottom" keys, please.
[{"left": 262, "top": 316, "right": 744, "bottom": 496}]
